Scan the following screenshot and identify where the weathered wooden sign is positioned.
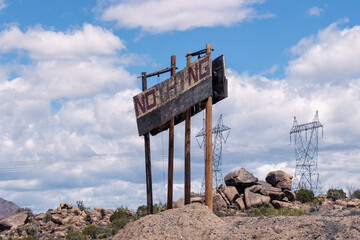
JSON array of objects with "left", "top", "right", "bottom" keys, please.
[
  {"left": 148, "top": 54, "right": 228, "bottom": 136},
  {"left": 134, "top": 55, "right": 212, "bottom": 136}
]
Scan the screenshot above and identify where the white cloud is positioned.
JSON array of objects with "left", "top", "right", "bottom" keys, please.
[
  {"left": 287, "top": 20, "right": 360, "bottom": 85},
  {"left": 0, "top": 0, "right": 6, "bottom": 11},
  {"left": 100, "top": 0, "right": 272, "bottom": 33},
  {"left": 307, "top": 6, "right": 323, "bottom": 17},
  {"left": 0, "top": 24, "right": 124, "bottom": 59}
]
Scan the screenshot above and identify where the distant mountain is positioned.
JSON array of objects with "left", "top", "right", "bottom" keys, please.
[{"left": 0, "top": 197, "right": 20, "bottom": 219}]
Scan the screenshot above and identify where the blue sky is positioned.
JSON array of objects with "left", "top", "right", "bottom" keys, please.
[{"left": 1, "top": 0, "right": 360, "bottom": 213}]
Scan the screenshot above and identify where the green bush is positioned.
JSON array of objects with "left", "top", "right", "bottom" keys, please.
[
  {"left": 82, "top": 225, "right": 100, "bottom": 239},
  {"left": 43, "top": 213, "right": 52, "bottom": 222},
  {"left": 100, "top": 208, "right": 106, "bottom": 219},
  {"left": 353, "top": 189, "right": 360, "bottom": 199},
  {"left": 76, "top": 200, "right": 86, "bottom": 211},
  {"left": 327, "top": 188, "right": 346, "bottom": 201},
  {"left": 295, "top": 188, "right": 315, "bottom": 203},
  {"left": 136, "top": 205, "right": 148, "bottom": 218},
  {"left": 26, "top": 227, "right": 37, "bottom": 236},
  {"left": 246, "top": 203, "right": 305, "bottom": 217},
  {"left": 66, "top": 229, "right": 86, "bottom": 240},
  {"left": 17, "top": 237, "right": 38, "bottom": 240},
  {"left": 110, "top": 206, "right": 133, "bottom": 222}
]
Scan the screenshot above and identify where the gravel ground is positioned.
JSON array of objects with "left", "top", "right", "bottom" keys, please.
[{"left": 111, "top": 203, "right": 360, "bottom": 240}]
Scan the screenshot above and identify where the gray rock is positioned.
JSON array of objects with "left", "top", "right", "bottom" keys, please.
[
  {"left": 265, "top": 170, "right": 293, "bottom": 191},
  {"left": 284, "top": 190, "right": 296, "bottom": 202},
  {"left": 224, "top": 168, "right": 258, "bottom": 189},
  {"left": 235, "top": 198, "right": 246, "bottom": 210},
  {"left": 257, "top": 180, "right": 285, "bottom": 200},
  {"left": 0, "top": 197, "right": 20, "bottom": 219},
  {"left": 51, "top": 214, "right": 64, "bottom": 225},
  {"left": 213, "top": 192, "right": 227, "bottom": 212},
  {"left": 223, "top": 186, "right": 240, "bottom": 202},
  {"left": 271, "top": 200, "right": 300, "bottom": 210},
  {"left": 0, "top": 211, "right": 29, "bottom": 231},
  {"left": 244, "top": 187, "right": 271, "bottom": 208}
]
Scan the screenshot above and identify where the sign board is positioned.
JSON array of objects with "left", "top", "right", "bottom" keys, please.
[
  {"left": 149, "top": 54, "right": 228, "bottom": 135},
  {"left": 134, "top": 55, "right": 212, "bottom": 136}
]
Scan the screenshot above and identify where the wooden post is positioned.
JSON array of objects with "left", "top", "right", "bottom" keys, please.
[
  {"left": 142, "top": 72, "right": 153, "bottom": 214},
  {"left": 205, "top": 44, "right": 213, "bottom": 211},
  {"left": 167, "top": 55, "right": 176, "bottom": 209},
  {"left": 184, "top": 52, "right": 191, "bottom": 205}
]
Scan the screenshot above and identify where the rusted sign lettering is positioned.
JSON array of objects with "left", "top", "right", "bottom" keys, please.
[{"left": 134, "top": 55, "right": 212, "bottom": 136}]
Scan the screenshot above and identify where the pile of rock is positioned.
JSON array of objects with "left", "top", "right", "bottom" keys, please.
[
  {"left": 213, "top": 168, "right": 299, "bottom": 212},
  {"left": 0, "top": 202, "right": 115, "bottom": 239}
]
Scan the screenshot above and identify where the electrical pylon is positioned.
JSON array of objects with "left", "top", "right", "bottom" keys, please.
[
  {"left": 196, "top": 114, "right": 231, "bottom": 190},
  {"left": 290, "top": 111, "right": 323, "bottom": 194}
]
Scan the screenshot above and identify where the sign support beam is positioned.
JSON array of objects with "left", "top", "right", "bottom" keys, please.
[
  {"left": 205, "top": 44, "right": 213, "bottom": 211},
  {"left": 167, "top": 55, "right": 176, "bottom": 209},
  {"left": 142, "top": 72, "right": 153, "bottom": 214},
  {"left": 184, "top": 52, "right": 192, "bottom": 205}
]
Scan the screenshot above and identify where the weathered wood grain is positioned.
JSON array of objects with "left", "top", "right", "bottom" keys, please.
[{"left": 134, "top": 55, "right": 212, "bottom": 136}]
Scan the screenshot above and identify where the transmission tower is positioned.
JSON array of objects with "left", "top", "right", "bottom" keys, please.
[
  {"left": 290, "top": 111, "right": 323, "bottom": 194},
  {"left": 196, "top": 114, "right": 231, "bottom": 191}
]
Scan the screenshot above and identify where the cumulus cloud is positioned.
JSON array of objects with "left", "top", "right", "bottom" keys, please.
[
  {"left": 0, "top": 0, "right": 6, "bottom": 11},
  {"left": 307, "top": 6, "right": 324, "bottom": 17},
  {"left": 287, "top": 20, "right": 360, "bottom": 85},
  {"left": 100, "top": 0, "right": 272, "bottom": 33},
  {"left": 0, "top": 24, "right": 124, "bottom": 59}
]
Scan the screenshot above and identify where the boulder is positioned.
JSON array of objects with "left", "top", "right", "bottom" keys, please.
[
  {"left": 217, "top": 189, "right": 230, "bottom": 205},
  {"left": 271, "top": 200, "right": 300, "bottom": 210},
  {"left": 284, "top": 190, "right": 296, "bottom": 202},
  {"left": 51, "top": 214, "right": 64, "bottom": 225},
  {"left": 248, "top": 185, "right": 268, "bottom": 196},
  {"left": 191, "top": 197, "right": 203, "bottom": 203},
  {"left": 244, "top": 187, "right": 271, "bottom": 208},
  {"left": 223, "top": 186, "right": 240, "bottom": 202},
  {"left": 224, "top": 168, "right": 258, "bottom": 189},
  {"left": 265, "top": 170, "right": 293, "bottom": 191},
  {"left": 257, "top": 180, "right": 284, "bottom": 201},
  {"left": 235, "top": 198, "right": 246, "bottom": 210},
  {"left": 213, "top": 193, "right": 227, "bottom": 212},
  {"left": 0, "top": 211, "right": 29, "bottom": 231},
  {"left": 176, "top": 198, "right": 185, "bottom": 207}
]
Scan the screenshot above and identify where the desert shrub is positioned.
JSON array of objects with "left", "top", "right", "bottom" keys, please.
[
  {"left": 246, "top": 203, "right": 305, "bottom": 217},
  {"left": 82, "top": 225, "right": 100, "bottom": 239},
  {"left": 327, "top": 188, "right": 346, "bottom": 201},
  {"left": 16, "top": 228, "right": 22, "bottom": 236},
  {"left": 86, "top": 213, "right": 92, "bottom": 224},
  {"left": 16, "top": 207, "right": 33, "bottom": 216},
  {"left": 353, "top": 189, "right": 360, "bottom": 199},
  {"left": 136, "top": 205, "right": 148, "bottom": 218},
  {"left": 25, "top": 227, "right": 37, "bottom": 236},
  {"left": 100, "top": 208, "right": 106, "bottom": 219},
  {"left": 76, "top": 200, "right": 86, "bottom": 211},
  {"left": 295, "top": 188, "right": 315, "bottom": 203},
  {"left": 18, "top": 237, "right": 38, "bottom": 240},
  {"left": 44, "top": 213, "right": 52, "bottom": 222},
  {"left": 66, "top": 229, "right": 86, "bottom": 240}
]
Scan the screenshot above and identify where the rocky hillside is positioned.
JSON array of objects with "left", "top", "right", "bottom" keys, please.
[
  {"left": 0, "top": 168, "right": 360, "bottom": 239},
  {"left": 0, "top": 198, "right": 19, "bottom": 219},
  {"left": 112, "top": 203, "right": 360, "bottom": 240}
]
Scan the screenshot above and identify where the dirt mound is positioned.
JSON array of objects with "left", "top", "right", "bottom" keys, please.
[
  {"left": 112, "top": 204, "right": 360, "bottom": 240},
  {"left": 111, "top": 203, "right": 238, "bottom": 240}
]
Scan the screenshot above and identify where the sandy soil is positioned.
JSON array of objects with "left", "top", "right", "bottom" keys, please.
[{"left": 111, "top": 203, "right": 360, "bottom": 240}]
